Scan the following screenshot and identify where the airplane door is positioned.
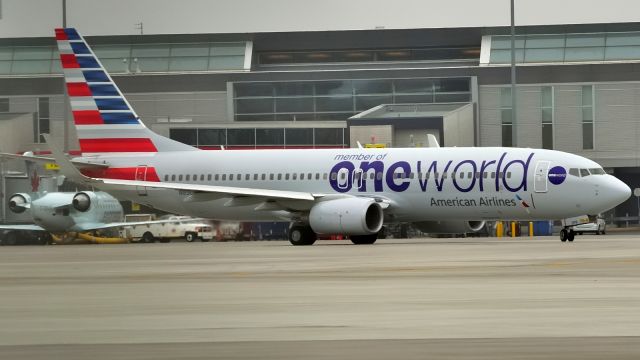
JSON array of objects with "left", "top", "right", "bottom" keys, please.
[
  {"left": 534, "top": 161, "right": 550, "bottom": 193},
  {"left": 353, "top": 169, "right": 364, "bottom": 190},
  {"left": 135, "top": 166, "right": 148, "bottom": 196}
]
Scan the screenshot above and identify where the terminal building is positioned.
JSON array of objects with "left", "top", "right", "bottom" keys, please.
[{"left": 1, "top": 6, "right": 640, "bottom": 223}]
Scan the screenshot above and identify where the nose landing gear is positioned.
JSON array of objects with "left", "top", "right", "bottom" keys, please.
[{"left": 560, "top": 228, "right": 575, "bottom": 242}]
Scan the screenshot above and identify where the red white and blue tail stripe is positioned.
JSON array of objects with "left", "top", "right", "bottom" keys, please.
[{"left": 55, "top": 28, "right": 195, "bottom": 155}]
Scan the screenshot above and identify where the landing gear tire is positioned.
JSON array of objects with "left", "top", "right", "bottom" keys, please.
[
  {"left": 350, "top": 234, "right": 378, "bottom": 245},
  {"left": 602, "top": 226, "right": 606, "bottom": 235},
  {"left": 567, "top": 230, "right": 575, "bottom": 242},
  {"left": 142, "top": 232, "right": 155, "bottom": 243},
  {"left": 185, "top": 232, "right": 196, "bottom": 242},
  {"left": 289, "top": 225, "right": 316, "bottom": 246},
  {"left": 560, "top": 229, "right": 569, "bottom": 242}
]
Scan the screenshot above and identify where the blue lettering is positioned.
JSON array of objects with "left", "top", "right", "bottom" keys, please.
[
  {"left": 452, "top": 160, "right": 477, "bottom": 192},
  {"left": 358, "top": 161, "right": 384, "bottom": 192},
  {"left": 386, "top": 161, "right": 411, "bottom": 192},
  {"left": 502, "top": 153, "right": 534, "bottom": 192},
  {"left": 329, "top": 161, "right": 354, "bottom": 193}
]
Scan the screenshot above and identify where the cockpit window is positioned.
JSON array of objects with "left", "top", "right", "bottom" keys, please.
[
  {"left": 569, "top": 168, "right": 580, "bottom": 177},
  {"left": 580, "top": 168, "right": 590, "bottom": 177},
  {"left": 589, "top": 168, "right": 605, "bottom": 175}
]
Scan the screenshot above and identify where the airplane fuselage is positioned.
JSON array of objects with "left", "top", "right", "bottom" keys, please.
[{"left": 80, "top": 147, "right": 626, "bottom": 223}]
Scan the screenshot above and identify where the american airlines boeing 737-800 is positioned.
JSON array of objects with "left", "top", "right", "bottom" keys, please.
[{"left": 23, "top": 28, "right": 632, "bottom": 245}]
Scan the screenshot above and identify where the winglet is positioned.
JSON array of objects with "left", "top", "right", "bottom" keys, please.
[
  {"left": 43, "top": 134, "right": 97, "bottom": 185},
  {"left": 426, "top": 134, "right": 440, "bottom": 148}
]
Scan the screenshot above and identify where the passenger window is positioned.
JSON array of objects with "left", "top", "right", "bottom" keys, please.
[
  {"left": 222, "top": 174, "right": 226, "bottom": 181},
  {"left": 308, "top": 173, "right": 312, "bottom": 179},
  {"left": 253, "top": 174, "right": 258, "bottom": 180},
  {"left": 270, "top": 174, "right": 275, "bottom": 180},
  {"left": 164, "top": 175, "right": 169, "bottom": 181},
  {"left": 229, "top": 174, "right": 234, "bottom": 181},
  {"left": 186, "top": 174, "right": 190, "bottom": 181},
  {"left": 323, "top": 173, "right": 328, "bottom": 180},
  {"left": 171, "top": 175, "right": 176, "bottom": 181},
  {"left": 340, "top": 173, "right": 346, "bottom": 180},
  {"left": 490, "top": 172, "right": 495, "bottom": 179},
  {"left": 193, "top": 174, "right": 197, "bottom": 180},
  {"left": 286, "top": 174, "right": 291, "bottom": 180},
  {"left": 261, "top": 174, "right": 266, "bottom": 180},
  {"left": 200, "top": 174, "right": 205, "bottom": 181},
  {"left": 293, "top": 173, "right": 297, "bottom": 180},
  {"left": 316, "top": 173, "right": 320, "bottom": 180},
  {"left": 215, "top": 174, "right": 219, "bottom": 181},
  {"left": 443, "top": 173, "right": 448, "bottom": 179},
  {"left": 245, "top": 174, "right": 250, "bottom": 180},
  {"left": 278, "top": 174, "right": 282, "bottom": 180},
  {"left": 506, "top": 172, "right": 511, "bottom": 179},
  {"left": 179, "top": 174, "right": 183, "bottom": 181},
  {"left": 207, "top": 174, "right": 212, "bottom": 181},
  {"left": 459, "top": 172, "right": 464, "bottom": 179},
  {"left": 330, "top": 173, "right": 337, "bottom": 180},
  {"left": 409, "top": 172, "right": 414, "bottom": 179},
  {"left": 580, "top": 168, "right": 590, "bottom": 177},
  {"left": 376, "top": 172, "right": 383, "bottom": 180},
  {"left": 300, "top": 173, "right": 304, "bottom": 180}
]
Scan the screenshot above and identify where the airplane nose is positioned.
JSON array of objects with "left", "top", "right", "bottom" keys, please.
[{"left": 606, "top": 176, "right": 631, "bottom": 205}]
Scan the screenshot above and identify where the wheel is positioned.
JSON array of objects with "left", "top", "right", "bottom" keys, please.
[
  {"left": 142, "top": 232, "right": 155, "bottom": 243},
  {"left": 560, "top": 229, "right": 568, "bottom": 242},
  {"left": 350, "top": 234, "right": 378, "bottom": 245},
  {"left": 185, "top": 232, "right": 196, "bottom": 242},
  {"left": 567, "top": 230, "right": 575, "bottom": 242},
  {"left": 289, "top": 225, "right": 316, "bottom": 246}
]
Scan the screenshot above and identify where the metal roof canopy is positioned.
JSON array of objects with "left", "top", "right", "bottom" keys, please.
[{"left": 348, "top": 103, "right": 474, "bottom": 147}]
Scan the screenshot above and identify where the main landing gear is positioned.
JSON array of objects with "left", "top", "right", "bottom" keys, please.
[
  {"left": 288, "top": 224, "right": 382, "bottom": 246},
  {"left": 289, "top": 225, "right": 317, "bottom": 246},
  {"left": 560, "top": 227, "right": 575, "bottom": 242}
]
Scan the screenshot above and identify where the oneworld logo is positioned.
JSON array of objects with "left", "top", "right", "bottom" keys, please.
[
  {"left": 328, "top": 152, "right": 534, "bottom": 193},
  {"left": 548, "top": 166, "right": 567, "bottom": 185}
]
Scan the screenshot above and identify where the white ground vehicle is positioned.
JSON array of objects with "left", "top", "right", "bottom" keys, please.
[
  {"left": 573, "top": 215, "right": 607, "bottom": 235},
  {"left": 121, "top": 215, "right": 214, "bottom": 243}
]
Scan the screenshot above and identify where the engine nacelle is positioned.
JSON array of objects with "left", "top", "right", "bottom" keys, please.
[
  {"left": 309, "top": 197, "right": 384, "bottom": 235},
  {"left": 72, "top": 191, "right": 95, "bottom": 212},
  {"left": 8, "top": 193, "right": 31, "bottom": 213},
  {"left": 413, "top": 220, "right": 486, "bottom": 234}
]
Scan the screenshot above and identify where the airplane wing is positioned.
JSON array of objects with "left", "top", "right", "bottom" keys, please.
[
  {"left": 0, "top": 152, "right": 109, "bottom": 169},
  {"left": 0, "top": 224, "right": 46, "bottom": 231}
]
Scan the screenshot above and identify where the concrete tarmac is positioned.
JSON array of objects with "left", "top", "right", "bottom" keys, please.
[{"left": 1, "top": 235, "right": 640, "bottom": 359}]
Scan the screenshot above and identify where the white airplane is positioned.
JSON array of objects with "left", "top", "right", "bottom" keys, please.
[
  {"left": 0, "top": 156, "right": 177, "bottom": 239},
  {"left": 25, "top": 28, "right": 635, "bottom": 245}
]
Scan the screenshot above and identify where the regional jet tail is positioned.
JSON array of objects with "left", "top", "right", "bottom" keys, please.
[{"left": 49, "top": 28, "right": 631, "bottom": 245}]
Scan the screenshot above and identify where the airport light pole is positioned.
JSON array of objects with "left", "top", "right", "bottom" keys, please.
[
  {"left": 62, "top": 0, "right": 69, "bottom": 153},
  {"left": 510, "top": 0, "right": 517, "bottom": 146}
]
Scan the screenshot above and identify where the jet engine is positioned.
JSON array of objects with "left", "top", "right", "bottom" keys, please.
[
  {"left": 8, "top": 193, "right": 32, "bottom": 213},
  {"left": 72, "top": 191, "right": 94, "bottom": 212},
  {"left": 412, "top": 220, "right": 486, "bottom": 234},
  {"left": 309, "top": 197, "right": 384, "bottom": 235}
]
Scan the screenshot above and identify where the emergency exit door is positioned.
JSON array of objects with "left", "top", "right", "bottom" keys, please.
[{"left": 135, "top": 166, "right": 148, "bottom": 196}]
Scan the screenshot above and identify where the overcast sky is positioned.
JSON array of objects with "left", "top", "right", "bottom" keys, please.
[{"left": 1, "top": 0, "right": 638, "bottom": 38}]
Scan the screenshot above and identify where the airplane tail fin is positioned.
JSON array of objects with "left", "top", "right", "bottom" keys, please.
[
  {"left": 22, "top": 152, "right": 42, "bottom": 193},
  {"left": 54, "top": 28, "right": 196, "bottom": 156}
]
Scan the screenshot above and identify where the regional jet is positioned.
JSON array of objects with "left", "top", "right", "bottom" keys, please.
[{"left": 24, "top": 28, "right": 633, "bottom": 245}]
